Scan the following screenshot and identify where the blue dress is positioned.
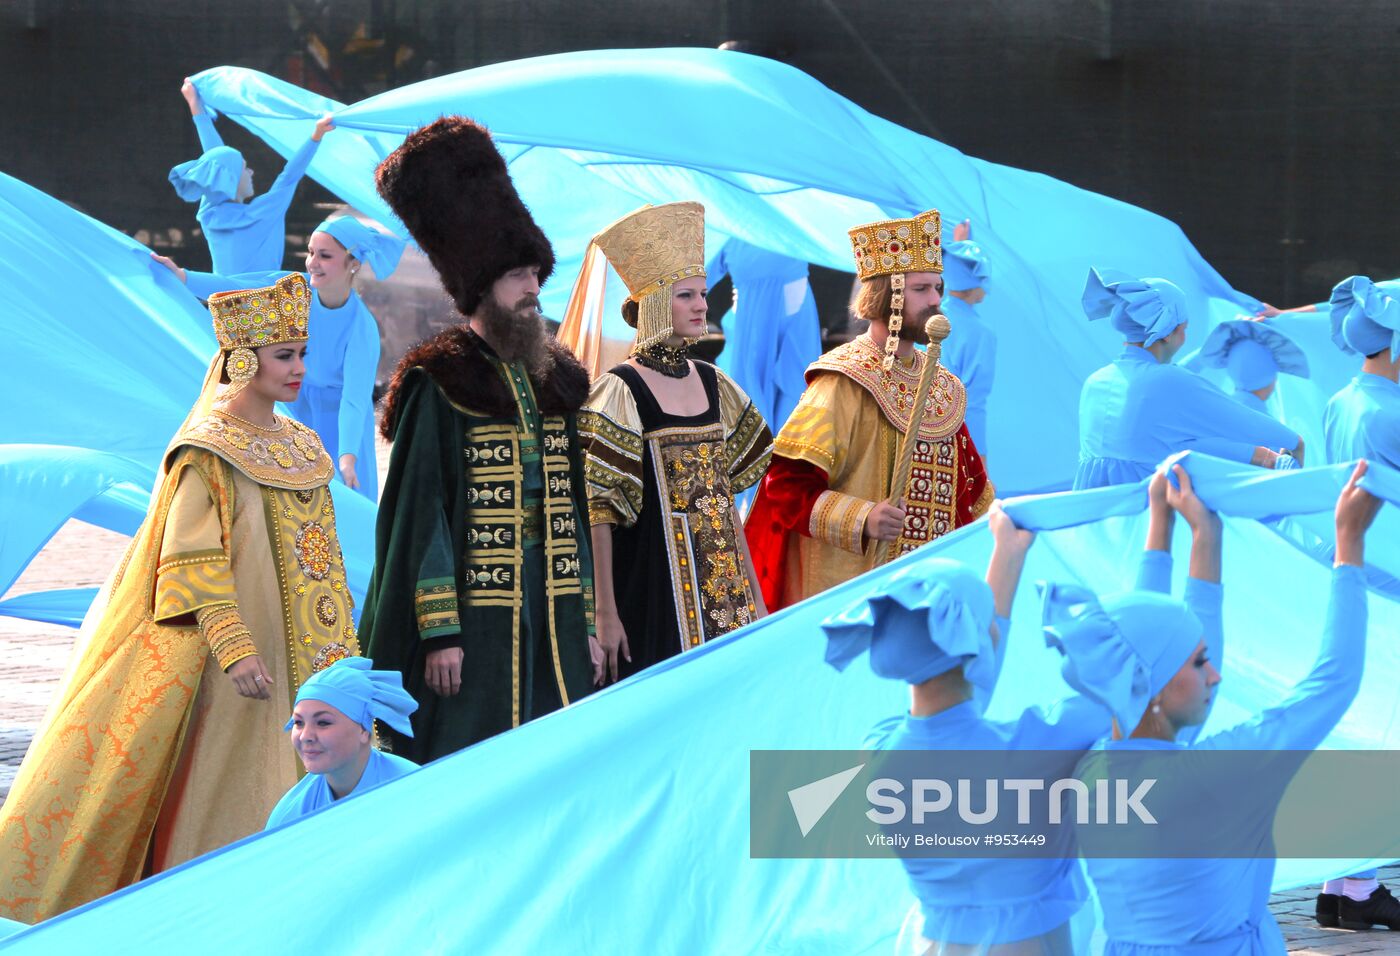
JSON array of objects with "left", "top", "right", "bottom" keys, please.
[
  {"left": 188, "top": 114, "right": 320, "bottom": 275},
  {"left": 941, "top": 295, "right": 996, "bottom": 455},
  {"left": 1074, "top": 346, "right": 1300, "bottom": 489},
  {"left": 265, "top": 749, "right": 418, "bottom": 829},
  {"left": 712, "top": 239, "right": 821, "bottom": 433},
  {"left": 185, "top": 270, "right": 382, "bottom": 500},
  {"left": 1082, "top": 565, "right": 1367, "bottom": 954},
  {"left": 1325, "top": 373, "right": 1400, "bottom": 469}
]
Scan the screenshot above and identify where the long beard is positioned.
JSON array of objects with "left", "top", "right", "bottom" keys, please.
[
  {"left": 478, "top": 295, "right": 554, "bottom": 377},
  {"left": 893, "top": 304, "right": 940, "bottom": 343}
]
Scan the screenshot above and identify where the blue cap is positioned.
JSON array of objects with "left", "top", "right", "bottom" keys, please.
[
  {"left": 1330, "top": 275, "right": 1400, "bottom": 359},
  {"left": 314, "top": 216, "right": 407, "bottom": 280},
  {"left": 1041, "top": 582, "right": 1202, "bottom": 732},
  {"left": 942, "top": 239, "right": 990, "bottom": 293},
  {"left": 1182, "top": 319, "right": 1309, "bottom": 391},
  {"left": 285, "top": 657, "right": 417, "bottom": 736},
  {"left": 169, "top": 146, "right": 245, "bottom": 204},
  {"left": 1083, "top": 267, "right": 1189, "bottom": 347},
  {"left": 822, "top": 559, "right": 997, "bottom": 687}
]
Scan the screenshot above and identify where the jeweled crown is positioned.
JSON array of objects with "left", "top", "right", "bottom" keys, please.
[
  {"left": 849, "top": 208, "right": 943, "bottom": 280},
  {"left": 208, "top": 273, "right": 311, "bottom": 351},
  {"left": 593, "top": 201, "right": 706, "bottom": 301}
]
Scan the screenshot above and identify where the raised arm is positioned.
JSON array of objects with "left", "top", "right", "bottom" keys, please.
[
  {"left": 985, "top": 501, "right": 1033, "bottom": 646},
  {"left": 1137, "top": 469, "right": 1176, "bottom": 593},
  {"left": 183, "top": 78, "right": 224, "bottom": 153},
  {"left": 1203, "top": 461, "right": 1378, "bottom": 751}
]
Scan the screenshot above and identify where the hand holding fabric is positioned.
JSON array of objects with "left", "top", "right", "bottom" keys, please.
[
  {"left": 181, "top": 77, "right": 202, "bottom": 116},
  {"left": 150, "top": 252, "right": 187, "bottom": 284}
]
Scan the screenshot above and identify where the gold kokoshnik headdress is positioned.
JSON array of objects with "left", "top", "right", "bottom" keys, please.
[
  {"left": 592, "top": 201, "right": 707, "bottom": 352},
  {"left": 848, "top": 208, "right": 942, "bottom": 369},
  {"left": 207, "top": 273, "right": 312, "bottom": 396}
]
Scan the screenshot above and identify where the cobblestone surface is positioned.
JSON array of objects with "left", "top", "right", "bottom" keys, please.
[{"left": 3, "top": 441, "right": 1400, "bottom": 951}]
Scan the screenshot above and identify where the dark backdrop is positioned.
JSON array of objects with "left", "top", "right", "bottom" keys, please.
[{"left": 3, "top": 0, "right": 1397, "bottom": 317}]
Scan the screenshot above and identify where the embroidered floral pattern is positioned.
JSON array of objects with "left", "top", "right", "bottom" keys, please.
[{"left": 294, "top": 521, "right": 332, "bottom": 580}]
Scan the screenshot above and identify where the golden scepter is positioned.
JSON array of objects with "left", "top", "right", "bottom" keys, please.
[{"left": 876, "top": 310, "right": 953, "bottom": 565}]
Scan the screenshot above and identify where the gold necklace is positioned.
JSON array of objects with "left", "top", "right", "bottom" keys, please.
[{"left": 216, "top": 406, "right": 285, "bottom": 433}]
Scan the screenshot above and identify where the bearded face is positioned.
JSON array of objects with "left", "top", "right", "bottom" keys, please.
[
  {"left": 891, "top": 299, "right": 940, "bottom": 343},
  {"left": 477, "top": 289, "right": 554, "bottom": 377}
]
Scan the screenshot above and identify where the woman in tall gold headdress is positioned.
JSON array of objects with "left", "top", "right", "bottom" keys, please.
[
  {"left": 0, "top": 273, "right": 359, "bottom": 923},
  {"left": 577, "top": 202, "right": 774, "bottom": 683}
]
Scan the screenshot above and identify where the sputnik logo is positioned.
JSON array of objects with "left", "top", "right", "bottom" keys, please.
[{"left": 787, "top": 764, "right": 865, "bottom": 837}]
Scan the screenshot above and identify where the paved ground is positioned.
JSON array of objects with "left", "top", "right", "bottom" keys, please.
[{"left": 3, "top": 445, "right": 1400, "bottom": 951}]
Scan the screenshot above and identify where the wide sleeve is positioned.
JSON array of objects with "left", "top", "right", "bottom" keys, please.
[
  {"left": 1162, "top": 366, "right": 1300, "bottom": 462},
  {"left": 153, "top": 452, "right": 257, "bottom": 670},
  {"left": 249, "top": 137, "right": 320, "bottom": 219},
  {"left": 1200, "top": 565, "right": 1366, "bottom": 752},
  {"left": 384, "top": 371, "right": 464, "bottom": 646},
  {"left": 770, "top": 373, "right": 878, "bottom": 550},
  {"left": 954, "top": 424, "right": 994, "bottom": 526},
  {"left": 335, "top": 297, "right": 382, "bottom": 462},
  {"left": 714, "top": 366, "right": 774, "bottom": 494},
  {"left": 192, "top": 112, "right": 224, "bottom": 153},
  {"left": 577, "top": 372, "right": 645, "bottom": 528},
  {"left": 184, "top": 269, "right": 295, "bottom": 301}
]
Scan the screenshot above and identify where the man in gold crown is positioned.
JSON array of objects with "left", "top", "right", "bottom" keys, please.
[
  {"left": 575, "top": 202, "right": 772, "bottom": 683},
  {"left": 746, "top": 209, "right": 993, "bottom": 610},
  {"left": 0, "top": 274, "right": 360, "bottom": 922},
  {"left": 360, "top": 117, "right": 601, "bottom": 762}
]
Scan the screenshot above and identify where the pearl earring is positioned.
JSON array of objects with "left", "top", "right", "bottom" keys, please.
[{"left": 1151, "top": 702, "right": 1162, "bottom": 715}]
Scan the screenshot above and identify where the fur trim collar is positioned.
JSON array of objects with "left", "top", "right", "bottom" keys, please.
[{"left": 380, "top": 326, "right": 589, "bottom": 439}]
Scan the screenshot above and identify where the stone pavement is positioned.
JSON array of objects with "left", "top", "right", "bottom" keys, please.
[{"left": 3, "top": 453, "right": 1400, "bottom": 952}]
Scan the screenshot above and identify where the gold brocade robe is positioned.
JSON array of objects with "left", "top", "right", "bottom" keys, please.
[
  {"left": 748, "top": 334, "right": 994, "bottom": 609},
  {"left": 0, "top": 411, "right": 357, "bottom": 923}
]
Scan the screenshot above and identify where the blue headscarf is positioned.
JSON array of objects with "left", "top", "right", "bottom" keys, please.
[
  {"left": 1041, "top": 582, "right": 1202, "bottom": 732},
  {"left": 1182, "top": 318, "right": 1309, "bottom": 391},
  {"left": 1329, "top": 275, "right": 1400, "bottom": 359},
  {"left": 822, "top": 559, "right": 997, "bottom": 687},
  {"left": 285, "top": 657, "right": 418, "bottom": 736},
  {"left": 314, "top": 216, "right": 407, "bottom": 280},
  {"left": 942, "top": 239, "right": 990, "bottom": 292},
  {"left": 1082, "top": 267, "right": 1189, "bottom": 347},
  {"left": 168, "top": 146, "right": 245, "bottom": 205}
]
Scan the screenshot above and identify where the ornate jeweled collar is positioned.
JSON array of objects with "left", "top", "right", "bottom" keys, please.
[
  {"left": 177, "top": 410, "right": 335, "bottom": 490},
  {"left": 807, "top": 333, "right": 967, "bottom": 442}
]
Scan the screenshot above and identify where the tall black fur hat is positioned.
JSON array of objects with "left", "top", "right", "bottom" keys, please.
[{"left": 375, "top": 116, "right": 554, "bottom": 317}]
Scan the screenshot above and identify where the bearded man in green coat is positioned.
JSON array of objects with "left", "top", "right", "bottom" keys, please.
[{"left": 361, "top": 116, "right": 602, "bottom": 762}]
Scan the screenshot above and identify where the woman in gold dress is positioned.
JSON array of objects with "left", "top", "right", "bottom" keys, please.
[
  {"left": 0, "top": 273, "right": 358, "bottom": 923},
  {"left": 578, "top": 202, "right": 773, "bottom": 684}
]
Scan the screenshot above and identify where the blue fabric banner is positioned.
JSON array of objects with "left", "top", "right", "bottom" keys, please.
[{"left": 4, "top": 453, "right": 1397, "bottom": 953}]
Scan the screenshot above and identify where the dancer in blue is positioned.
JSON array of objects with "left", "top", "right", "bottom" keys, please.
[
  {"left": 1073, "top": 268, "right": 1304, "bottom": 489},
  {"left": 266, "top": 658, "right": 419, "bottom": 829},
  {"left": 1314, "top": 274, "right": 1400, "bottom": 929},
  {"left": 940, "top": 219, "right": 996, "bottom": 456},
  {"left": 821, "top": 464, "right": 1224, "bottom": 954},
  {"left": 1046, "top": 461, "right": 1379, "bottom": 953},
  {"left": 712, "top": 238, "right": 822, "bottom": 435},
  {"left": 169, "top": 78, "right": 333, "bottom": 274},
  {"left": 1183, "top": 318, "right": 1310, "bottom": 417},
  {"left": 153, "top": 215, "right": 404, "bottom": 499}
]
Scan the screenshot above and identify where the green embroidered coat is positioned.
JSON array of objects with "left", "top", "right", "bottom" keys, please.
[{"left": 361, "top": 328, "right": 596, "bottom": 761}]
